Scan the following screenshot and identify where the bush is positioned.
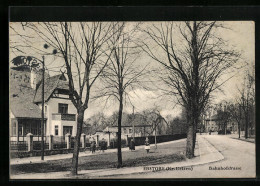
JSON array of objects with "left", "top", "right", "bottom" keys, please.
[
  {"left": 109, "top": 138, "right": 127, "bottom": 148},
  {"left": 127, "top": 133, "right": 187, "bottom": 146},
  {"left": 218, "top": 130, "right": 231, "bottom": 135}
]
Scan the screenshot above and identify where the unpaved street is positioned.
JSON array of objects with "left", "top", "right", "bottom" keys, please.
[{"left": 109, "top": 135, "right": 255, "bottom": 178}]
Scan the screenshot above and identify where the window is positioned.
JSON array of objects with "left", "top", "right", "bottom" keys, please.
[
  {"left": 63, "top": 126, "right": 73, "bottom": 136},
  {"left": 38, "top": 124, "right": 42, "bottom": 135},
  {"left": 45, "top": 106, "right": 47, "bottom": 113},
  {"left": 18, "top": 124, "right": 23, "bottom": 136},
  {"left": 11, "top": 120, "right": 16, "bottom": 136},
  {"left": 31, "top": 124, "right": 38, "bottom": 135},
  {"left": 55, "top": 125, "right": 59, "bottom": 136},
  {"left": 129, "top": 128, "right": 132, "bottom": 133},
  {"left": 58, "top": 103, "right": 68, "bottom": 114},
  {"left": 24, "top": 123, "right": 30, "bottom": 135}
]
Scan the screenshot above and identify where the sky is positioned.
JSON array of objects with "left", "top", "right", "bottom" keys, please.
[{"left": 9, "top": 21, "right": 255, "bottom": 119}]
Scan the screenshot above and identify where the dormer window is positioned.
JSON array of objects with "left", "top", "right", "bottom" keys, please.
[{"left": 58, "top": 103, "right": 68, "bottom": 114}]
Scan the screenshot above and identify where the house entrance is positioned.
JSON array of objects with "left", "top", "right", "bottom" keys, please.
[{"left": 63, "top": 126, "right": 73, "bottom": 136}]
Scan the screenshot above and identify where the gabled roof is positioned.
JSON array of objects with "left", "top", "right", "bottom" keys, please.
[
  {"left": 9, "top": 69, "right": 45, "bottom": 119},
  {"left": 33, "top": 73, "right": 69, "bottom": 103}
]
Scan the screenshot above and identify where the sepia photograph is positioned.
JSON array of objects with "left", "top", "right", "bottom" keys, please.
[{"left": 9, "top": 20, "right": 255, "bottom": 179}]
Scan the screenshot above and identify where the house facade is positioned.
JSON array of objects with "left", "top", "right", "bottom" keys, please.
[
  {"left": 202, "top": 107, "right": 237, "bottom": 133},
  {"left": 10, "top": 64, "right": 77, "bottom": 142},
  {"left": 33, "top": 75, "right": 77, "bottom": 138},
  {"left": 204, "top": 115, "right": 219, "bottom": 132}
]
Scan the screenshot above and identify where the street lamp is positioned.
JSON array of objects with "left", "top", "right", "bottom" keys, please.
[
  {"left": 30, "top": 44, "right": 57, "bottom": 160},
  {"left": 40, "top": 56, "right": 45, "bottom": 160},
  {"left": 41, "top": 45, "right": 57, "bottom": 160}
]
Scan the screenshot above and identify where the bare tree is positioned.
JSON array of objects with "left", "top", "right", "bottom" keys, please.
[
  {"left": 168, "top": 108, "right": 189, "bottom": 135},
  {"left": 151, "top": 111, "right": 168, "bottom": 148},
  {"left": 236, "top": 69, "right": 255, "bottom": 139},
  {"left": 229, "top": 103, "right": 243, "bottom": 138},
  {"left": 215, "top": 101, "right": 232, "bottom": 135},
  {"left": 95, "top": 22, "right": 148, "bottom": 167},
  {"left": 142, "top": 108, "right": 168, "bottom": 148},
  {"left": 141, "top": 21, "right": 239, "bottom": 158},
  {"left": 84, "top": 112, "right": 107, "bottom": 134},
  {"left": 11, "top": 22, "right": 123, "bottom": 175}
]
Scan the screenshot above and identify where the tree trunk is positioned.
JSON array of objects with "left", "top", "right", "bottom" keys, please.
[
  {"left": 238, "top": 122, "right": 241, "bottom": 138},
  {"left": 155, "top": 125, "right": 157, "bottom": 149},
  {"left": 186, "top": 107, "right": 199, "bottom": 159},
  {"left": 245, "top": 112, "right": 248, "bottom": 139},
  {"left": 186, "top": 125, "right": 194, "bottom": 158},
  {"left": 193, "top": 123, "right": 197, "bottom": 151},
  {"left": 71, "top": 108, "right": 85, "bottom": 175},
  {"left": 117, "top": 92, "right": 123, "bottom": 168}
]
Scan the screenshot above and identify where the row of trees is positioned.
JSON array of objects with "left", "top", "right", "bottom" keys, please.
[
  {"left": 10, "top": 21, "right": 244, "bottom": 174},
  {"left": 83, "top": 108, "right": 178, "bottom": 136},
  {"left": 214, "top": 70, "right": 255, "bottom": 138}
]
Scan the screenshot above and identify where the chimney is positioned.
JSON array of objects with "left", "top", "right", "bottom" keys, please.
[
  {"left": 30, "top": 69, "right": 43, "bottom": 90},
  {"left": 30, "top": 69, "right": 36, "bottom": 89}
]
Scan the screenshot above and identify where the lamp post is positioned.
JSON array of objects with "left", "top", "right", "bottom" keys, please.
[
  {"left": 36, "top": 44, "right": 57, "bottom": 160},
  {"left": 26, "top": 55, "right": 45, "bottom": 160},
  {"left": 154, "top": 122, "right": 157, "bottom": 149},
  {"left": 41, "top": 56, "right": 45, "bottom": 160}
]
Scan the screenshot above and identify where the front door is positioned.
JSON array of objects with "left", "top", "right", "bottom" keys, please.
[{"left": 63, "top": 126, "right": 73, "bottom": 136}]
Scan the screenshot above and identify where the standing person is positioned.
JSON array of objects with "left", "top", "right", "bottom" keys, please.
[
  {"left": 129, "top": 139, "right": 135, "bottom": 151},
  {"left": 145, "top": 137, "right": 150, "bottom": 153},
  {"left": 91, "top": 138, "right": 96, "bottom": 154},
  {"left": 100, "top": 138, "right": 106, "bottom": 153}
]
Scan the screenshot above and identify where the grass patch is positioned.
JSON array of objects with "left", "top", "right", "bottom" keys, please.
[{"left": 11, "top": 140, "right": 186, "bottom": 175}]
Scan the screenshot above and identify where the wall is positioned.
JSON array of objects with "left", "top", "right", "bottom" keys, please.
[
  {"left": 10, "top": 111, "right": 18, "bottom": 141},
  {"left": 10, "top": 148, "right": 86, "bottom": 159},
  {"left": 40, "top": 96, "right": 77, "bottom": 137},
  {"left": 10, "top": 111, "right": 15, "bottom": 119},
  {"left": 127, "top": 133, "right": 187, "bottom": 146}
]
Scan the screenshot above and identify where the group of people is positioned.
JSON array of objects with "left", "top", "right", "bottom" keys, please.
[
  {"left": 129, "top": 137, "right": 150, "bottom": 153},
  {"left": 89, "top": 137, "right": 151, "bottom": 154},
  {"left": 89, "top": 138, "right": 107, "bottom": 154}
]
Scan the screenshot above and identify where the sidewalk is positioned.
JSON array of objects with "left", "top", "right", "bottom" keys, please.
[
  {"left": 10, "top": 138, "right": 186, "bottom": 165},
  {"left": 10, "top": 136, "right": 224, "bottom": 179},
  {"left": 227, "top": 133, "right": 255, "bottom": 143}
]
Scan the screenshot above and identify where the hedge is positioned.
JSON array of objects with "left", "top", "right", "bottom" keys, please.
[{"left": 127, "top": 133, "right": 187, "bottom": 146}]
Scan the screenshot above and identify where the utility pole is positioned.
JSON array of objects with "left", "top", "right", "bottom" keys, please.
[
  {"left": 132, "top": 106, "right": 135, "bottom": 141},
  {"left": 154, "top": 120, "right": 157, "bottom": 149},
  {"left": 41, "top": 56, "right": 45, "bottom": 160},
  {"left": 239, "top": 105, "right": 241, "bottom": 138}
]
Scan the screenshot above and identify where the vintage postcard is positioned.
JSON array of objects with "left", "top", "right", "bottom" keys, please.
[{"left": 9, "top": 15, "right": 255, "bottom": 179}]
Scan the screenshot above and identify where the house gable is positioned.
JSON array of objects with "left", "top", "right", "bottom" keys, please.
[{"left": 33, "top": 73, "right": 69, "bottom": 103}]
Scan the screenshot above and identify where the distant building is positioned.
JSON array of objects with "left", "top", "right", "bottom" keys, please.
[
  {"left": 83, "top": 113, "right": 154, "bottom": 147},
  {"left": 203, "top": 107, "right": 237, "bottom": 133},
  {"left": 109, "top": 113, "right": 153, "bottom": 137},
  {"left": 204, "top": 115, "right": 219, "bottom": 132}
]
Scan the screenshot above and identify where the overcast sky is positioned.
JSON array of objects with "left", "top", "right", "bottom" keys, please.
[{"left": 9, "top": 21, "right": 255, "bottom": 119}]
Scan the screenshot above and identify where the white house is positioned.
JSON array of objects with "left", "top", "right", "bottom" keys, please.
[{"left": 10, "top": 64, "right": 77, "bottom": 142}]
